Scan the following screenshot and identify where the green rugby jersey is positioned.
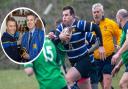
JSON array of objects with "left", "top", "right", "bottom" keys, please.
[
  {"left": 24, "top": 37, "right": 67, "bottom": 89},
  {"left": 120, "top": 22, "right": 128, "bottom": 65}
]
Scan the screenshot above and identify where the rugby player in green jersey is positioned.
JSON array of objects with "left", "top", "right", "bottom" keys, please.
[
  {"left": 112, "top": 9, "right": 128, "bottom": 89},
  {"left": 24, "top": 37, "right": 68, "bottom": 89}
]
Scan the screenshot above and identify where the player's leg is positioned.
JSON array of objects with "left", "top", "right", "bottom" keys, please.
[
  {"left": 78, "top": 62, "right": 99, "bottom": 89},
  {"left": 66, "top": 55, "right": 92, "bottom": 89},
  {"left": 77, "top": 78, "right": 92, "bottom": 89},
  {"left": 103, "top": 74, "right": 112, "bottom": 89},
  {"left": 119, "top": 65, "right": 128, "bottom": 89},
  {"left": 100, "top": 81, "right": 104, "bottom": 89},
  {"left": 94, "top": 59, "right": 104, "bottom": 89},
  {"left": 90, "top": 62, "right": 99, "bottom": 89},
  {"left": 119, "top": 72, "right": 128, "bottom": 89},
  {"left": 66, "top": 66, "right": 81, "bottom": 87},
  {"left": 102, "top": 55, "right": 113, "bottom": 89}
]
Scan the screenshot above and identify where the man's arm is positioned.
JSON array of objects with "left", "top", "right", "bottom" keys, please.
[
  {"left": 89, "top": 22, "right": 106, "bottom": 60},
  {"left": 85, "top": 32, "right": 99, "bottom": 53},
  {"left": 78, "top": 20, "right": 105, "bottom": 60},
  {"left": 113, "top": 23, "right": 122, "bottom": 53},
  {"left": 88, "top": 39, "right": 99, "bottom": 53},
  {"left": 116, "top": 33, "right": 128, "bottom": 56},
  {"left": 24, "top": 63, "right": 34, "bottom": 76},
  {"left": 84, "top": 22, "right": 103, "bottom": 46},
  {"left": 112, "top": 33, "right": 128, "bottom": 65},
  {"left": 112, "top": 60, "right": 123, "bottom": 77}
]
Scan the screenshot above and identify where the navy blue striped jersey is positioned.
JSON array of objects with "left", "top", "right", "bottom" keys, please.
[
  {"left": 1, "top": 32, "right": 21, "bottom": 61},
  {"left": 55, "top": 20, "right": 98, "bottom": 61}
]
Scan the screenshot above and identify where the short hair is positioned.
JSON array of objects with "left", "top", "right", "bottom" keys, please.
[
  {"left": 116, "top": 9, "right": 128, "bottom": 18},
  {"left": 6, "top": 17, "right": 17, "bottom": 26},
  {"left": 92, "top": 3, "right": 104, "bottom": 12},
  {"left": 63, "top": 6, "right": 75, "bottom": 16},
  {"left": 26, "top": 12, "right": 37, "bottom": 19}
]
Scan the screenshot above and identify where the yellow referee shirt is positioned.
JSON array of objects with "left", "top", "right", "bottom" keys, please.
[{"left": 94, "top": 18, "right": 122, "bottom": 59}]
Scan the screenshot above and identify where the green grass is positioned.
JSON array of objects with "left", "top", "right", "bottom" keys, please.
[
  {"left": 0, "top": 66, "right": 125, "bottom": 89},
  {"left": 111, "top": 66, "right": 125, "bottom": 89},
  {"left": 0, "top": 69, "right": 38, "bottom": 89}
]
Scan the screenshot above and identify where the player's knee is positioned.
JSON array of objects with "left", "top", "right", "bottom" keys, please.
[
  {"left": 104, "top": 85, "right": 110, "bottom": 89},
  {"left": 103, "top": 80, "right": 111, "bottom": 89},
  {"left": 119, "top": 80, "right": 126, "bottom": 89},
  {"left": 119, "top": 82, "right": 124, "bottom": 89},
  {"left": 65, "top": 74, "right": 73, "bottom": 84}
]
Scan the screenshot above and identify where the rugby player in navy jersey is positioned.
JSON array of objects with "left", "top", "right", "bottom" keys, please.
[{"left": 49, "top": 6, "right": 104, "bottom": 89}]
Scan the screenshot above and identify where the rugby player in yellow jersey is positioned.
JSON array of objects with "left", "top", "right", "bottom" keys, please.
[{"left": 91, "top": 3, "right": 121, "bottom": 89}]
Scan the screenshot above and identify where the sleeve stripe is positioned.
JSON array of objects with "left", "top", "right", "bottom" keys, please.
[
  {"left": 60, "top": 24, "right": 63, "bottom": 30},
  {"left": 56, "top": 29, "right": 61, "bottom": 33},
  {"left": 85, "top": 32, "right": 87, "bottom": 40},
  {"left": 89, "top": 34, "right": 93, "bottom": 43},
  {"left": 90, "top": 22, "right": 92, "bottom": 32},
  {"left": 77, "top": 20, "right": 80, "bottom": 28},
  {"left": 84, "top": 21, "right": 86, "bottom": 31}
]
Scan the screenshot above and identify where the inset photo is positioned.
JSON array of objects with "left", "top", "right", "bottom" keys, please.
[{"left": 0, "top": 7, "right": 45, "bottom": 64}]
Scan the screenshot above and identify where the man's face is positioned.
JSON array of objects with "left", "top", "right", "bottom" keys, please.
[
  {"left": 7, "top": 21, "right": 16, "bottom": 35},
  {"left": 92, "top": 7, "right": 103, "bottom": 23},
  {"left": 26, "top": 15, "right": 36, "bottom": 30},
  {"left": 62, "top": 10, "right": 73, "bottom": 26}
]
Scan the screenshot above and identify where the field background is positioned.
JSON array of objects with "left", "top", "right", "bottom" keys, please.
[
  {"left": 0, "top": 0, "right": 128, "bottom": 89},
  {"left": 0, "top": 69, "right": 38, "bottom": 89},
  {"left": 0, "top": 66, "right": 125, "bottom": 89}
]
